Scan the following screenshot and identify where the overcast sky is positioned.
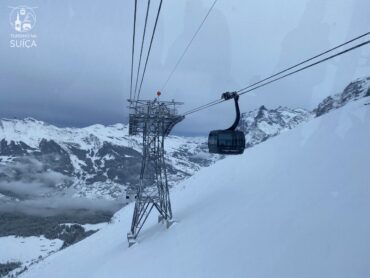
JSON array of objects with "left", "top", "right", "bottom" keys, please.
[{"left": 0, "top": 0, "right": 369, "bottom": 135}]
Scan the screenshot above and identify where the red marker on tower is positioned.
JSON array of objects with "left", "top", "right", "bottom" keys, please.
[{"left": 157, "top": 91, "right": 161, "bottom": 97}]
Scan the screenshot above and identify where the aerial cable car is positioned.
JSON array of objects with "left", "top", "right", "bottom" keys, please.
[{"left": 208, "top": 92, "right": 246, "bottom": 155}]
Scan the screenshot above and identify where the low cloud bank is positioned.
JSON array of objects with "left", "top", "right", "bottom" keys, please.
[
  {"left": 0, "top": 157, "right": 124, "bottom": 216},
  {"left": 0, "top": 157, "right": 72, "bottom": 199},
  {"left": 0, "top": 196, "right": 123, "bottom": 217}
]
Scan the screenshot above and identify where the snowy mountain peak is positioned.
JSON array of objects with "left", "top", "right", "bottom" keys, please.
[
  {"left": 238, "top": 105, "right": 312, "bottom": 148},
  {"left": 314, "top": 76, "right": 370, "bottom": 117},
  {"left": 238, "top": 76, "right": 370, "bottom": 148}
]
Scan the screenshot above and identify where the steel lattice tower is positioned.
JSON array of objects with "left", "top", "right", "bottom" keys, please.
[{"left": 127, "top": 98, "right": 184, "bottom": 246}]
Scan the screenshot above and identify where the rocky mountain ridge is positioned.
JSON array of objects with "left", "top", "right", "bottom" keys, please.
[
  {"left": 0, "top": 76, "right": 369, "bottom": 204},
  {"left": 238, "top": 106, "right": 312, "bottom": 148},
  {"left": 238, "top": 76, "right": 370, "bottom": 148}
]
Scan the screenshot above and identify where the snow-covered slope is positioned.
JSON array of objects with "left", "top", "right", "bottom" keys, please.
[
  {"left": 0, "top": 236, "right": 63, "bottom": 267},
  {"left": 19, "top": 96, "right": 370, "bottom": 278}
]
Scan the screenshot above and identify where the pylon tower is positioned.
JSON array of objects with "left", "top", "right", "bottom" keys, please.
[{"left": 127, "top": 98, "right": 184, "bottom": 246}]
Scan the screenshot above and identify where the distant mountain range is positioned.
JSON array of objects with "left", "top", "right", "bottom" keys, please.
[
  {"left": 314, "top": 77, "right": 370, "bottom": 116},
  {"left": 238, "top": 76, "right": 370, "bottom": 148},
  {"left": 0, "top": 76, "right": 369, "bottom": 204},
  {"left": 0, "top": 77, "right": 369, "bottom": 278},
  {"left": 16, "top": 79, "right": 370, "bottom": 278},
  {"left": 238, "top": 106, "right": 311, "bottom": 148},
  {"left": 0, "top": 121, "right": 218, "bottom": 203}
]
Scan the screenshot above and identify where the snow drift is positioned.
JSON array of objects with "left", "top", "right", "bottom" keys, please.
[{"left": 21, "top": 97, "right": 370, "bottom": 278}]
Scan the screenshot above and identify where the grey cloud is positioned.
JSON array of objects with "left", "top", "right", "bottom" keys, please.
[
  {"left": 0, "top": 196, "right": 122, "bottom": 217},
  {"left": 0, "top": 190, "right": 122, "bottom": 218},
  {"left": 0, "top": 157, "right": 72, "bottom": 199},
  {"left": 0, "top": 156, "right": 122, "bottom": 216}
]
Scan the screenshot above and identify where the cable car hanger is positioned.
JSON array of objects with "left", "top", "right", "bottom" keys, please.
[
  {"left": 208, "top": 92, "right": 246, "bottom": 155},
  {"left": 222, "top": 92, "right": 240, "bottom": 130}
]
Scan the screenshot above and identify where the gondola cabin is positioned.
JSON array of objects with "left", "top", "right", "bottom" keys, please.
[
  {"left": 208, "top": 130, "right": 245, "bottom": 154},
  {"left": 207, "top": 91, "right": 246, "bottom": 155}
]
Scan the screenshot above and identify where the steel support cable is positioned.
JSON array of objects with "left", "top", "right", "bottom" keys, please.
[
  {"left": 182, "top": 99, "right": 222, "bottom": 114},
  {"left": 236, "top": 31, "right": 370, "bottom": 93},
  {"left": 133, "top": 0, "right": 152, "bottom": 100},
  {"left": 182, "top": 99, "right": 224, "bottom": 116},
  {"left": 137, "top": 0, "right": 164, "bottom": 100},
  {"left": 238, "top": 39, "right": 370, "bottom": 96},
  {"left": 182, "top": 38, "right": 370, "bottom": 116},
  {"left": 129, "top": 0, "right": 138, "bottom": 100},
  {"left": 161, "top": 0, "right": 219, "bottom": 92}
]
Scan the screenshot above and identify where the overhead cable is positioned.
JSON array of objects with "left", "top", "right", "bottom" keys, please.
[
  {"left": 129, "top": 0, "right": 138, "bottom": 100},
  {"left": 137, "top": 0, "right": 164, "bottom": 100},
  {"left": 161, "top": 0, "right": 219, "bottom": 92},
  {"left": 182, "top": 34, "right": 370, "bottom": 116}
]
